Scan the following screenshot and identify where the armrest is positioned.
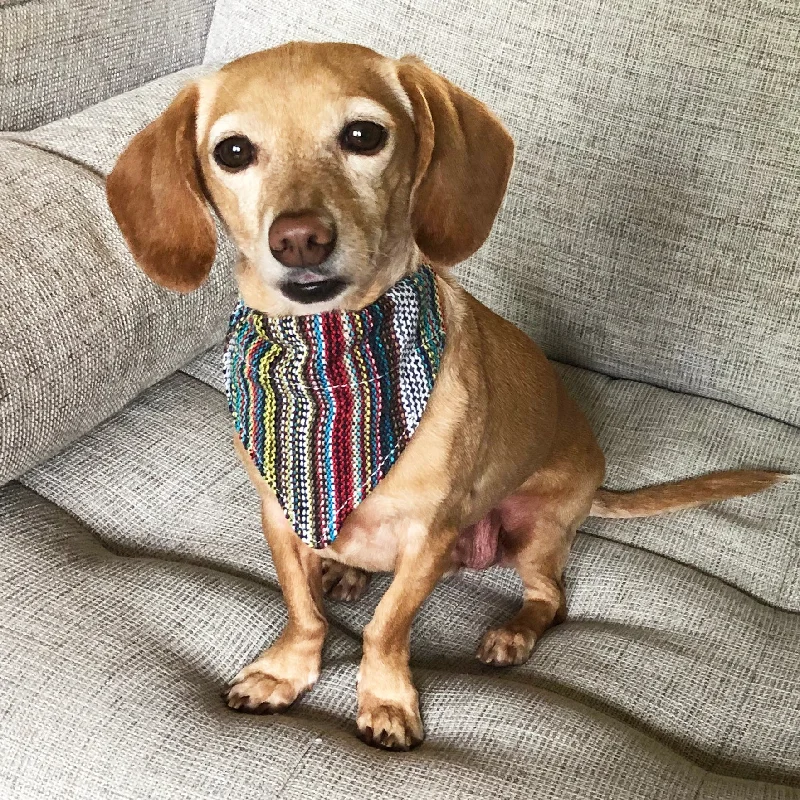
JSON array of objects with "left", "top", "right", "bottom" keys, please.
[{"left": 0, "top": 69, "right": 236, "bottom": 484}]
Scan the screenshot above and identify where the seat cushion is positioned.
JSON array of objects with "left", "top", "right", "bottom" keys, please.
[
  {"left": 204, "top": 0, "right": 800, "bottom": 426},
  {"left": 8, "top": 481, "right": 797, "bottom": 800},
  {"left": 6, "top": 349, "right": 797, "bottom": 797},
  {"left": 0, "top": 68, "right": 236, "bottom": 485}
]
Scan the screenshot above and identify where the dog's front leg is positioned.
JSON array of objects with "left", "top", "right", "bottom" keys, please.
[
  {"left": 356, "top": 527, "right": 455, "bottom": 750},
  {"left": 226, "top": 496, "right": 327, "bottom": 713}
]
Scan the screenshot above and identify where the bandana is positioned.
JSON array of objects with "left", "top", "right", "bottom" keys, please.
[{"left": 224, "top": 266, "right": 446, "bottom": 549}]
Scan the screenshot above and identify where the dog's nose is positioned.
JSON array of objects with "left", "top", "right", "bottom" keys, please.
[{"left": 268, "top": 211, "right": 337, "bottom": 268}]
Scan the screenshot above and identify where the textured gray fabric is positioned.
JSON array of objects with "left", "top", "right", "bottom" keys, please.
[
  {"left": 0, "top": 0, "right": 215, "bottom": 131},
  {"left": 11, "top": 367, "right": 800, "bottom": 795},
  {"left": 205, "top": 0, "right": 800, "bottom": 426},
  {"left": 0, "top": 69, "right": 236, "bottom": 485},
  {"left": 552, "top": 362, "right": 800, "bottom": 611},
  {"left": 7, "top": 66, "right": 215, "bottom": 174},
  {"left": 182, "top": 344, "right": 227, "bottom": 394}
]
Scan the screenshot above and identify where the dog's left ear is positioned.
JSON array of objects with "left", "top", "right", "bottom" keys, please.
[{"left": 396, "top": 57, "right": 514, "bottom": 267}]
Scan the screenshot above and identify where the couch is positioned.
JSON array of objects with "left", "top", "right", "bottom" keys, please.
[{"left": 1, "top": 0, "right": 798, "bottom": 797}]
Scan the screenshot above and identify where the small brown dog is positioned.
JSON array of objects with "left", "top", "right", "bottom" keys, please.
[{"left": 107, "top": 41, "right": 783, "bottom": 750}]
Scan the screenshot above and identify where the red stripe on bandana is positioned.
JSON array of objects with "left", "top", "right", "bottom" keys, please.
[{"left": 324, "top": 313, "right": 356, "bottom": 532}]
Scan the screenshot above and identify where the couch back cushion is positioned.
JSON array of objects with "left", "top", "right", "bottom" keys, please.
[
  {"left": 0, "top": 0, "right": 216, "bottom": 131},
  {"left": 204, "top": 0, "right": 800, "bottom": 426}
]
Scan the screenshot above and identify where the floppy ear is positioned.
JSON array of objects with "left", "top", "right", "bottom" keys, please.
[
  {"left": 396, "top": 57, "right": 514, "bottom": 267},
  {"left": 106, "top": 83, "right": 216, "bottom": 293}
]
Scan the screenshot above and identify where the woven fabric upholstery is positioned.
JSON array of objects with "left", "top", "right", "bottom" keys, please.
[
  {"left": 205, "top": 0, "right": 800, "bottom": 426},
  {"left": 0, "top": 0, "right": 215, "bottom": 131},
  {"left": 10, "top": 361, "right": 799, "bottom": 797},
  {"left": 1, "top": 0, "right": 798, "bottom": 795},
  {"left": 0, "top": 68, "right": 236, "bottom": 484}
]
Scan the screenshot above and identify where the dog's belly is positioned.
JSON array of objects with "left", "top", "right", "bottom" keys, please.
[
  {"left": 324, "top": 488, "right": 547, "bottom": 573},
  {"left": 324, "top": 505, "right": 506, "bottom": 573}
]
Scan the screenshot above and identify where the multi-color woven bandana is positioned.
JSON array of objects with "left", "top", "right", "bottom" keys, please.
[{"left": 224, "top": 266, "right": 446, "bottom": 549}]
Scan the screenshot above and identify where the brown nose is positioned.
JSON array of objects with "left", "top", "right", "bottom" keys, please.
[{"left": 268, "top": 211, "right": 337, "bottom": 268}]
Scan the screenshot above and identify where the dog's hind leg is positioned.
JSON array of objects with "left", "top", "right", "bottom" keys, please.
[
  {"left": 321, "top": 560, "right": 372, "bottom": 602},
  {"left": 476, "top": 508, "right": 572, "bottom": 666},
  {"left": 476, "top": 462, "right": 598, "bottom": 667}
]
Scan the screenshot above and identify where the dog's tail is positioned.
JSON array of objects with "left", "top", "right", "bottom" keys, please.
[{"left": 588, "top": 470, "right": 789, "bottom": 519}]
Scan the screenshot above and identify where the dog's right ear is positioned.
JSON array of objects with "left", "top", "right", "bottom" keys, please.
[{"left": 106, "top": 83, "right": 216, "bottom": 293}]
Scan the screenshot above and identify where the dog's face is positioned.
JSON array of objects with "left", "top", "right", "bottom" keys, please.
[
  {"left": 198, "top": 45, "right": 419, "bottom": 314},
  {"left": 108, "top": 42, "right": 514, "bottom": 315}
]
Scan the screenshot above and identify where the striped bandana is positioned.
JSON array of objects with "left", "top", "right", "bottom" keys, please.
[{"left": 224, "top": 266, "right": 446, "bottom": 549}]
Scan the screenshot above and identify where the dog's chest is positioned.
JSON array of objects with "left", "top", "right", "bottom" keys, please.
[{"left": 322, "top": 490, "right": 431, "bottom": 572}]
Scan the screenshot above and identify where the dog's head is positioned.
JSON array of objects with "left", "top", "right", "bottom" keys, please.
[{"left": 107, "top": 42, "right": 514, "bottom": 315}]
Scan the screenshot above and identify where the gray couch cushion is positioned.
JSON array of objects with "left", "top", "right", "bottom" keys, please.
[
  {"left": 15, "top": 356, "right": 799, "bottom": 794},
  {"left": 0, "top": 68, "right": 236, "bottom": 485},
  {"left": 0, "top": 0, "right": 215, "bottom": 131},
  {"left": 555, "top": 363, "right": 800, "bottom": 611},
  {"left": 204, "top": 0, "right": 800, "bottom": 426},
  {"left": 7, "top": 485, "right": 797, "bottom": 800}
]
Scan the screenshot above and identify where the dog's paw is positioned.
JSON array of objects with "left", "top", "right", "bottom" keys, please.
[
  {"left": 476, "top": 626, "right": 536, "bottom": 666},
  {"left": 225, "top": 664, "right": 316, "bottom": 714},
  {"left": 321, "top": 560, "right": 371, "bottom": 602},
  {"left": 357, "top": 696, "right": 424, "bottom": 751}
]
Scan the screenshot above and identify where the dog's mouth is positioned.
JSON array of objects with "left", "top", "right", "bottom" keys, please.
[{"left": 280, "top": 270, "right": 348, "bottom": 305}]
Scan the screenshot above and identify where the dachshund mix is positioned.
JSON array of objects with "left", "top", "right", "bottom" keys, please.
[{"left": 107, "top": 42, "right": 783, "bottom": 750}]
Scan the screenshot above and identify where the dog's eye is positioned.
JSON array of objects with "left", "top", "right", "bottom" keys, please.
[
  {"left": 213, "top": 136, "right": 255, "bottom": 171},
  {"left": 339, "top": 121, "right": 387, "bottom": 155}
]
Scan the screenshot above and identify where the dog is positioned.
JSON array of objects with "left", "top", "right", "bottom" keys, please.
[{"left": 106, "top": 41, "right": 784, "bottom": 751}]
